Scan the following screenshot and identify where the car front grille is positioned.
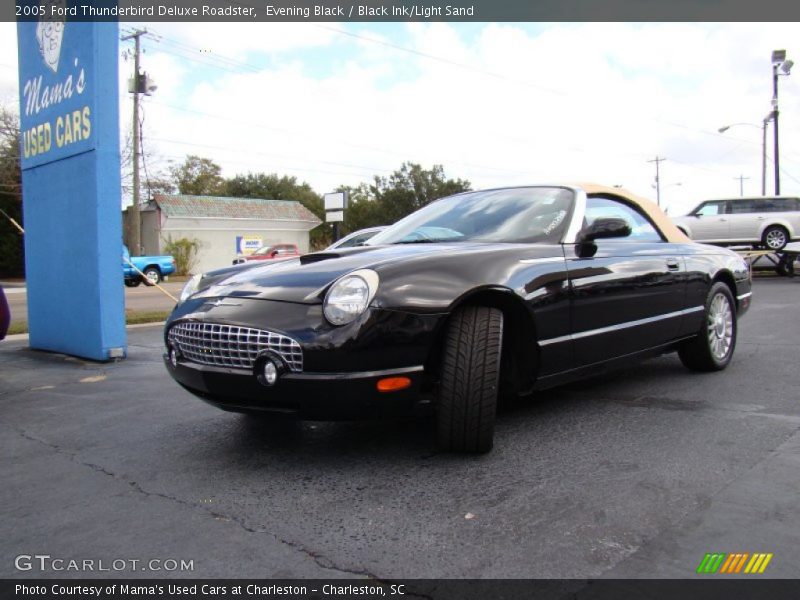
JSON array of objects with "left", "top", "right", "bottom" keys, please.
[{"left": 167, "top": 321, "right": 303, "bottom": 372}]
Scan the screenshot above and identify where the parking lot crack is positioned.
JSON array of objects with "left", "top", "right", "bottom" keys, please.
[{"left": 0, "top": 420, "right": 396, "bottom": 581}]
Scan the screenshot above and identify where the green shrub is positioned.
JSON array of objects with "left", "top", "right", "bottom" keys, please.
[{"left": 162, "top": 236, "right": 201, "bottom": 276}]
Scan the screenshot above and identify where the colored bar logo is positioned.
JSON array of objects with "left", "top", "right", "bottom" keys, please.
[{"left": 696, "top": 553, "right": 773, "bottom": 574}]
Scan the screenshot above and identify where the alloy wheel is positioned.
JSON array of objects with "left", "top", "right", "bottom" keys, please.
[
  {"left": 707, "top": 292, "right": 733, "bottom": 361},
  {"left": 765, "top": 229, "right": 787, "bottom": 250}
]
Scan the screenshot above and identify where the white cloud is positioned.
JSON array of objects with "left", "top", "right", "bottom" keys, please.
[
  {"left": 0, "top": 23, "right": 19, "bottom": 106},
  {"left": 4, "top": 21, "right": 800, "bottom": 217}
]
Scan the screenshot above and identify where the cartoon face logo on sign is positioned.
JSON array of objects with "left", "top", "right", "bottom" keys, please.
[{"left": 35, "top": 1, "right": 66, "bottom": 73}]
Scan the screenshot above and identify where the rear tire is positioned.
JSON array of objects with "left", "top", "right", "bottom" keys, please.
[
  {"left": 143, "top": 267, "right": 161, "bottom": 285},
  {"left": 762, "top": 225, "right": 788, "bottom": 251},
  {"left": 124, "top": 279, "right": 141, "bottom": 288},
  {"left": 776, "top": 254, "right": 795, "bottom": 277},
  {"left": 437, "top": 306, "right": 503, "bottom": 454},
  {"left": 678, "top": 282, "right": 737, "bottom": 372}
]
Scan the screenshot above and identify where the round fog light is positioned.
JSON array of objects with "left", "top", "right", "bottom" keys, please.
[
  {"left": 263, "top": 360, "right": 279, "bottom": 386},
  {"left": 169, "top": 347, "right": 179, "bottom": 368}
]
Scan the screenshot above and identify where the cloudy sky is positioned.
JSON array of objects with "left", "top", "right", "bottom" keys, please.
[{"left": 1, "top": 21, "right": 799, "bottom": 215}]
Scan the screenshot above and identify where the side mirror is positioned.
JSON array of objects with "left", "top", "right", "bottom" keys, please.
[
  {"left": 270, "top": 250, "right": 279, "bottom": 257},
  {"left": 577, "top": 218, "right": 632, "bottom": 243},
  {"left": 575, "top": 218, "right": 632, "bottom": 258}
]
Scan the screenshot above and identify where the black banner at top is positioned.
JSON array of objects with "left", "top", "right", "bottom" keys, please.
[{"left": 9, "top": 0, "right": 800, "bottom": 22}]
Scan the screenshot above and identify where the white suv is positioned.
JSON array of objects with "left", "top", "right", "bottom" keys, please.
[{"left": 672, "top": 196, "right": 800, "bottom": 251}]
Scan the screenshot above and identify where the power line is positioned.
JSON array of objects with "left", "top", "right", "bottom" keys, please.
[
  {"left": 148, "top": 136, "right": 393, "bottom": 174},
  {"left": 145, "top": 100, "right": 531, "bottom": 177},
  {"left": 125, "top": 25, "right": 800, "bottom": 188},
  {"left": 316, "top": 25, "right": 567, "bottom": 98}
]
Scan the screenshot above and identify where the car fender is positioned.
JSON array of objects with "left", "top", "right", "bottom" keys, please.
[{"left": 757, "top": 218, "right": 795, "bottom": 239}]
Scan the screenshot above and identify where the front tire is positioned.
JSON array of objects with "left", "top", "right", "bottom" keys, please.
[
  {"left": 762, "top": 225, "right": 789, "bottom": 251},
  {"left": 437, "top": 306, "right": 503, "bottom": 454},
  {"left": 678, "top": 282, "right": 737, "bottom": 372},
  {"left": 124, "top": 279, "right": 141, "bottom": 288}
]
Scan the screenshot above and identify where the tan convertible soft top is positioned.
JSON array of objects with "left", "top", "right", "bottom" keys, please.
[{"left": 574, "top": 183, "right": 691, "bottom": 243}]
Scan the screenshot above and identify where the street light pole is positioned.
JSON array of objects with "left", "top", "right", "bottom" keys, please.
[
  {"left": 718, "top": 120, "right": 771, "bottom": 197},
  {"left": 773, "top": 59, "right": 781, "bottom": 195},
  {"left": 761, "top": 115, "right": 769, "bottom": 196},
  {"left": 771, "top": 49, "right": 793, "bottom": 196}
]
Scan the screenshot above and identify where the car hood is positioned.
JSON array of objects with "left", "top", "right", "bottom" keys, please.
[{"left": 192, "top": 243, "right": 561, "bottom": 304}]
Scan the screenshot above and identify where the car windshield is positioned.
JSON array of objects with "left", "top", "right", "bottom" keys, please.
[
  {"left": 367, "top": 187, "right": 575, "bottom": 245},
  {"left": 252, "top": 246, "right": 274, "bottom": 256}
]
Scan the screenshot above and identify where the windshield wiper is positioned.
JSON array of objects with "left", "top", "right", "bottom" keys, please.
[
  {"left": 393, "top": 238, "right": 466, "bottom": 244},
  {"left": 392, "top": 239, "right": 437, "bottom": 244}
]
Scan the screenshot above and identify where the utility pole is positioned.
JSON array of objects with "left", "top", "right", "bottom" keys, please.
[
  {"left": 734, "top": 175, "right": 750, "bottom": 197},
  {"left": 121, "top": 29, "right": 147, "bottom": 255},
  {"left": 647, "top": 156, "right": 666, "bottom": 207}
]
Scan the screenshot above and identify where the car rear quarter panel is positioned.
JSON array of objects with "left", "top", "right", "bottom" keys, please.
[
  {"left": 682, "top": 245, "right": 751, "bottom": 328},
  {"left": 758, "top": 214, "right": 799, "bottom": 239}
]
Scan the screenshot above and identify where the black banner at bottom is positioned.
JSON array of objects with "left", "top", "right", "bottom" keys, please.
[{"left": 4, "top": 579, "right": 800, "bottom": 600}]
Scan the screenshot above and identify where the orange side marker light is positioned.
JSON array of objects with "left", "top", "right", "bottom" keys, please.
[{"left": 377, "top": 377, "right": 412, "bottom": 392}]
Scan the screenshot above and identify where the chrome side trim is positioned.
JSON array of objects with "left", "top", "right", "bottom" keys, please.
[
  {"left": 538, "top": 306, "right": 705, "bottom": 347},
  {"left": 285, "top": 366, "right": 424, "bottom": 381},
  {"left": 737, "top": 292, "right": 753, "bottom": 301},
  {"left": 519, "top": 256, "right": 566, "bottom": 265}
]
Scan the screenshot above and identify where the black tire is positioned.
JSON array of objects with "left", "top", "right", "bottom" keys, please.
[
  {"left": 678, "top": 282, "right": 737, "bottom": 372},
  {"left": 437, "top": 306, "right": 503, "bottom": 454},
  {"left": 124, "top": 279, "right": 141, "bottom": 288},
  {"left": 143, "top": 267, "right": 161, "bottom": 285},
  {"left": 776, "top": 254, "right": 795, "bottom": 277},
  {"left": 762, "top": 225, "right": 789, "bottom": 251}
]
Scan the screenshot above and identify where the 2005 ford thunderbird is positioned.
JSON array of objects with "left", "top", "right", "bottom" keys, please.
[{"left": 164, "top": 184, "right": 751, "bottom": 452}]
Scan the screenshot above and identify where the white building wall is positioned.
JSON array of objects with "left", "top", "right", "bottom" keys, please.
[{"left": 161, "top": 216, "right": 316, "bottom": 273}]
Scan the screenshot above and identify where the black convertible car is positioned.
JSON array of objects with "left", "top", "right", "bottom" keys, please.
[{"left": 164, "top": 184, "right": 751, "bottom": 453}]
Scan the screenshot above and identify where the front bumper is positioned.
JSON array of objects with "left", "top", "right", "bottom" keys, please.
[{"left": 165, "top": 357, "right": 428, "bottom": 419}]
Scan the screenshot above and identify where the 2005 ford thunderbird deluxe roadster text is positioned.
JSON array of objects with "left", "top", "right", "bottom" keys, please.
[{"left": 164, "top": 184, "right": 751, "bottom": 453}]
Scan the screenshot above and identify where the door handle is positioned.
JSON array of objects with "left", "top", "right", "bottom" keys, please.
[{"left": 666, "top": 258, "right": 680, "bottom": 270}]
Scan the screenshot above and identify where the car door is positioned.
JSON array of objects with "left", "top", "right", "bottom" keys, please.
[
  {"left": 565, "top": 195, "right": 688, "bottom": 367},
  {"left": 690, "top": 200, "right": 730, "bottom": 242},
  {"left": 727, "top": 198, "right": 760, "bottom": 242}
]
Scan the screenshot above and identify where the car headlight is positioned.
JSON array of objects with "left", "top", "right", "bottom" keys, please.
[
  {"left": 323, "top": 269, "right": 379, "bottom": 326},
  {"left": 179, "top": 273, "right": 203, "bottom": 304}
]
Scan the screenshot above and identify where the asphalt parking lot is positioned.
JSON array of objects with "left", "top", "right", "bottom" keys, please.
[{"left": 1, "top": 277, "right": 798, "bottom": 580}]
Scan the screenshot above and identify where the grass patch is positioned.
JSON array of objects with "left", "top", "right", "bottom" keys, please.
[
  {"left": 125, "top": 310, "right": 171, "bottom": 325},
  {"left": 8, "top": 321, "right": 28, "bottom": 335},
  {"left": 7, "top": 310, "right": 171, "bottom": 335}
]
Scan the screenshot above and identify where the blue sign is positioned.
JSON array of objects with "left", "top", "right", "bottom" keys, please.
[
  {"left": 18, "top": 16, "right": 96, "bottom": 168},
  {"left": 17, "top": 10, "right": 126, "bottom": 361}
]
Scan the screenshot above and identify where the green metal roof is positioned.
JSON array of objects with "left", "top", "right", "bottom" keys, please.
[{"left": 153, "top": 194, "right": 321, "bottom": 224}]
